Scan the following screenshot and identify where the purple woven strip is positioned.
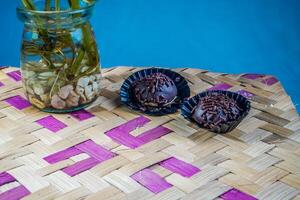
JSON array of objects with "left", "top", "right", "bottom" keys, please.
[
  {"left": 106, "top": 130, "right": 143, "bottom": 149},
  {"left": 105, "top": 116, "right": 151, "bottom": 149},
  {"left": 0, "top": 172, "right": 16, "bottom": 186},
  {"left": 159, "top": 157, "right": 200, "bottom": 177},
  {"left": 70, "top": 109, "right": 95, "bottom": 121},
  {"left": 220, "top": 189, "right": 257, "bottom": 200},
  {"left": 237, "top": 90, "right": 255, "bottom": 99},
  {"left": 261, "top": 77, "right": 278, "bottom": 86},
  {"left": 106, "top": 117, "right": 171, "bottom": 149},
  {"left": 137, "top": 126, "right": 172, "bottom": 144},
  {"left": 107, "top": 116, "right": 150, "bottom": 134},
  {"left": 44, "top": 147, "right": 82, "bottom": 164},
  {"left": 7, "top": 70, "right": 22, "bottom": 82},
  {"left": 0, "top": 82, "right": 4, "bottom": 87},
  {"left": 5, "top": 95, "right": 31, "bottom": 110},
  {"left": 0, "top": 185, "right": 30, "bottom": 200},
  {"left": 75, "top": 140, "right": 115, "bottom": 162},
  {"left": 208, "top": 83, "right": 232, "bottom": 91},
  {"left": 62, "top": 157, "right": 100, "bottom": 177},
  {"left": 36, "top": 116, "right": 67, "bottom": 133},
  {"left": 242, "top": 74, "right": 264, "bottom": 80},
  {"left": 0, "top": 66, "right": 8, "bottom": 70},
  {"left": 131, "top": 168, "right": 172, "bottom": 194}
]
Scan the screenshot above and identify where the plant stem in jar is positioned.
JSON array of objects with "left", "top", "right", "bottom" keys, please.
[
  {"left": 21, "top": 0, "right": 99, "bottom": 82},
  {"left": 45, "top": 0, "right": 51, "bottom": 10},
  {"left": 55, "top": 0, "right": 60, "bottom": 11},
  {"left": 68, "top": 0, "right": 100, "bottom": 69},
  {"left": 22, "top": 0, "right": 35, "bottom": 10}
]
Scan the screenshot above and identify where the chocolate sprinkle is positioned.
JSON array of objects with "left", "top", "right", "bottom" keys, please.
[
  {"left": 192, "top": 92, "right": 243, "bottom": 130},
  {"left": 133, "top": 73, "right": 178, "bottom": 111}
]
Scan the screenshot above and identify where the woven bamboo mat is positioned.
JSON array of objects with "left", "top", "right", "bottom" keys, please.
[{"left": 0, "top": 66, "right": 299, "bottom": 200}]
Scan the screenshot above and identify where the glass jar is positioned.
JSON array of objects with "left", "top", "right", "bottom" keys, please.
[{"left": 17, "top": 0, "right": 101, "bottom": 113}]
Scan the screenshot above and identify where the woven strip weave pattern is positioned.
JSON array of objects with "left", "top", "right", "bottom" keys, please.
[{"left": 0, "top": 66, "right": 299, "bottom": 200}]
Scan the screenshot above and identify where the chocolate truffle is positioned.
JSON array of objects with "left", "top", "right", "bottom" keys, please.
[
  {"left": 133, "top": 73, "right": 178, "bottom": 111},
  {"left": 192, "top": 92, "right": 243, "bottom": 130}
]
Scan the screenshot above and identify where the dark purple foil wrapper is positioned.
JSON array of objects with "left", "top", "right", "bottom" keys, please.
[
  {"left": 120, "top": 68, "right": 190, "bottom": 115},
  {"left": 181, "top": 90, "right": 251, "bottom": 133}
]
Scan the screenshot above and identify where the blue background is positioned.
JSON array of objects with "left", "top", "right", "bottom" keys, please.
[{"left": 1, "top": 0, "right": 299, "bottom": 112}]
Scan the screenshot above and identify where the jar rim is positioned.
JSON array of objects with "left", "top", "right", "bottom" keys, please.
[{"left": 16, "top": 0, "right": 97, "bottom": 16}]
